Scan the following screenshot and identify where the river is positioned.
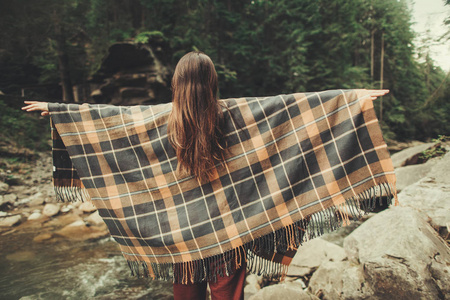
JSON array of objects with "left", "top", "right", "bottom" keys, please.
[{"left": 0, "top": 230, "right": 173, "bottom": 300}]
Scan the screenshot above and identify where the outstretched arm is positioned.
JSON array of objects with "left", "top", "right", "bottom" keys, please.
[
  {"left": 364, "top": 89, "right": 389, "bottom": 101},
  {"left": 21, "top": 90, "right": 388, "bottom": 116},
  {"left": 22, "top": 101, "right": 49, "bottom": 116}
]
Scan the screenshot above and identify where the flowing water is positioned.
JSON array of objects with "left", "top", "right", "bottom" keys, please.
[{"left": 0, "top": 231, "right": 173, "bottom": 300}]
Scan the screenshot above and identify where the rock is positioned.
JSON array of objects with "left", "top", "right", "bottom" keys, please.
[
  {"left": 60, "top": 205, "right": 73, "bottom": 213},
  {"left": 45, "top": 213, "right": 83, "bottom": 228},
  {"left": 285, "top": 277, "right": 307, "bottom": 289},
  {"left": 67, "top": 219, "right": 86, "bottom": 227},
  {"left": 390, "top": 142, "right": 434, "bottom": 168},
  {"left": 308, "top": 261, "right": 374, "bottom": 299},
  {"left": 294, "top": 278, "right": 307, "bottom": 289},
  {"left": 3, "top": 193, "right": 18, "bottom": 203},
  {"left": 15, "top": 198, "right": 31, "bottom": 206},
  {"left": 91, "top": 39, "right": 172, "bottom": 106},
  {"left": 0, "top": 214, "right": 22, "bottom": 227},
  {"left": 86, "top": 211, "right": 104, "bottom": 226},
  {"left": 399, "top": 184, "right": 450, "bottom": 238},
  {"left": 387, "top": 140, "right": 428, "bottom": 153},
  {"left": 343, "top": 207, "right": 450, "bottom": 299},
  {"left": 79, "top": 201, "right": 97, "bottom": 213},
  {"left": 0, "top": 194, "right": 10, "bottom": 209},
  {"left": 320, "top": 221, "right": 363, "bottom": 247},
  {"left": 244, "top": 274, "right": 261, "bottom": 299},
  {"left": 28, "top": 192, "right": 46, "bottom": 206},
  {"left": 395, "top": 159, "right": 437, "bottom": 192},
  {"left": 27, "top": 212, "right": 42, "bottom": 220},
  {"left": 287, "top": 238, "right": 347, "bottom": 277},
  {"left": 398, "top": 152, "right": 450, "bottom": 238},
  {"left": 55, "top": 220, "right": 108, "bottom": 240},
  {"left": 6, "top": 251, "right": 35, "bottom": 262},
  {"left": 33, "top": 233, "right": 53, "bottom": 243},
  {"left": 248, "top": 282, "right": 319, "bottom": 300},
  {"left": 5, "top": 176, "right": 24, "bottom": 186},
  {"left": 428, "top": 153, "right": 450, "bottom": 185},
  {"left": 71, "top": 200, "right": 82, "bottom": 208},
  {"left": 0, "top": 181, "right": 9, "bottom": 194},
  {"left": 42, "top": 203, "right": 60, "bottom": 217}
]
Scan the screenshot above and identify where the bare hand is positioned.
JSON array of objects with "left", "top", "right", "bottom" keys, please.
[
  {"left": 364, "top": 89, "right": 389, "bottom": 101},
  {"left": 22, "top": 101, "right": 49, "bottom": 116}
]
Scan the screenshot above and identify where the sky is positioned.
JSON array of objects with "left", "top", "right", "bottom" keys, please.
[{"left": 409, "top": 0, "right": 450, "bottom": 71}]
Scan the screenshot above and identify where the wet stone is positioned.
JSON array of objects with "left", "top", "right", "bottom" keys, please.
[
  {"left": 0, "top": 214, "right": 22, "bottom": 227},
  {"left": 27, "top": 212, "right": 42, "bottom": 220},
  {"left": 6, "top": 251, "right": 35, "bottom": 262},
  {"left": 86, "top": 211, "right": 104, "bottom": 226},
  {"left": 79, "top": 202, "right": 97, "bottom": 213},
  {"left": 3, "top": 193, "right": 18, "bottom": 203},
  {"left": 0, "top": 182, "right": 9, "bottom": 194},
  {"left": 42, "top": 203, "right": 60, "bottom": 217},
  {"left": 33, "top": 233, "right": 53, "bottom": 243},
  {"left": 28, "top": 192, "right": 46, "bottom": 206}
]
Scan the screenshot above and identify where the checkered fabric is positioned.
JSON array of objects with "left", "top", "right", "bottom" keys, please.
[{"left": 48, "top": 89, "right": 397, "bottom": 283}]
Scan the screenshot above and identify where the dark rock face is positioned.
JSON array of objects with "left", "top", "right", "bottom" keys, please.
[{"left": 91, "top": 39, "right": 173, "bottom": 106}]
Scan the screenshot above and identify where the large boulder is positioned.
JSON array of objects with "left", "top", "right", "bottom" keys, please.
[
  {"left": 320, "top": 221, "right": 364, "bottom": 247},
  {"left": 287, "top": 238, "right": 347, "bottom": 277},
  {"left": 398, "top": 152, "right": 450, "bottom": 238},
  {"left": 343, "top": 206, "right": 449, "bottom": 300},
  {"left": 309, "top": 261, "right": 374, "bottom": 299},
  {"left": 248, "top": 282, "right": 319, "bottom": 300},
  {"left": 394, "top": 159, "right": 437, "bottom": 192},
  {"left": 244, "top": 274, "right": 261, "bottom": 299},
  {"left": 390, "top": 142, "right": 434, "bottom": 168},
  {"left": 90, "top": 35, "right": 173, "bottom": 106}
]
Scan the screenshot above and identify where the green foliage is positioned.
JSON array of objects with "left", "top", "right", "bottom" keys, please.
[
  {"left": 0, "top": 0, "right": 448, "bottom": 143},
  {"left": 0, "top": 100, "right": 51, "bottom": 151},
  {"left": 420, "top": 135, "right": 448, "bottom": 162},
  {"left": 134, "top": 31, "right": 166, "bottom": 44}
]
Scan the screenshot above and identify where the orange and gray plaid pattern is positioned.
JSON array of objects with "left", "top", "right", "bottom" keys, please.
[{"left": 49, "top": 89, "right": 397, "bottom": 282}]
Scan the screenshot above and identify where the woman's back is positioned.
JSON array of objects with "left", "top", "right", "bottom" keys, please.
[{"left": 168, "top": 51, "right": 225, "bottom": 181}]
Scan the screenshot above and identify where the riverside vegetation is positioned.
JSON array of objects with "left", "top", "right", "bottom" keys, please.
[{"left": 1, "top": 0, "right": 450, "bottom": 140}]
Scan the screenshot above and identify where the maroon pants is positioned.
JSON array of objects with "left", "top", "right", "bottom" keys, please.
[{"left": 173, "top": 261, "right": 246, "bottom": 300}]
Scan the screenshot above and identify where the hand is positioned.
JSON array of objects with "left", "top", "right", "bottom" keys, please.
[
  {"left": 22, "top": 101, "right": 49, "bottom": 116},
  {"left": 364, "top": 89, "right": 389, "bottom": 101}
]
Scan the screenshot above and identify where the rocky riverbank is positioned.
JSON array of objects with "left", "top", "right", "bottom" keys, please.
[
  {"left": 245, "top": 142, "right": 450, "bottom": 300},
  {"left": 1, "top": 141, "right": 449, "bottom": 299},
  {"left": 0, "top": 152, "right": 109, "bottom": 243}
]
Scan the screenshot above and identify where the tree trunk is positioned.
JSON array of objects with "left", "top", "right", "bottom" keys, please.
[
  {"left": 54, "top": 12, "right": 74, "bottom": 102},
  {"left": 379, "top": 31, "right": 385, "bottom": 121},
  {"left": 370, "top": 29, "right": 375, "bottom": 80},
  {"left": 130, "top": 0, "right": 143, "bottom": 29}
]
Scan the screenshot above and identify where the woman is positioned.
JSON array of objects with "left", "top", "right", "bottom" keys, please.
[{"left": 23, "top": 52, "right": 392, "bottom": 300}]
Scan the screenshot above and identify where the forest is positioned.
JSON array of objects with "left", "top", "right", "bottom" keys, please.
[{"left": 0, "top": 0, "right": 449, "bottom": 145}]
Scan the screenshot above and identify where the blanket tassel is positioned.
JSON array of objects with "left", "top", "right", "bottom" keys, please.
[{"left": 124, "top": 182, "right": 396, "bottom": 284}]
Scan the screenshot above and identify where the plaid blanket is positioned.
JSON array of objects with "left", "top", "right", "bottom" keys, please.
[{"left": 48, "top": 89, "right": 397, "bottom": 283}]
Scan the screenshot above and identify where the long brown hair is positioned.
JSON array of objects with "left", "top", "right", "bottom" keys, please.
[{"left": 168, "top": 51, "right": 225, "bottom": 180}]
